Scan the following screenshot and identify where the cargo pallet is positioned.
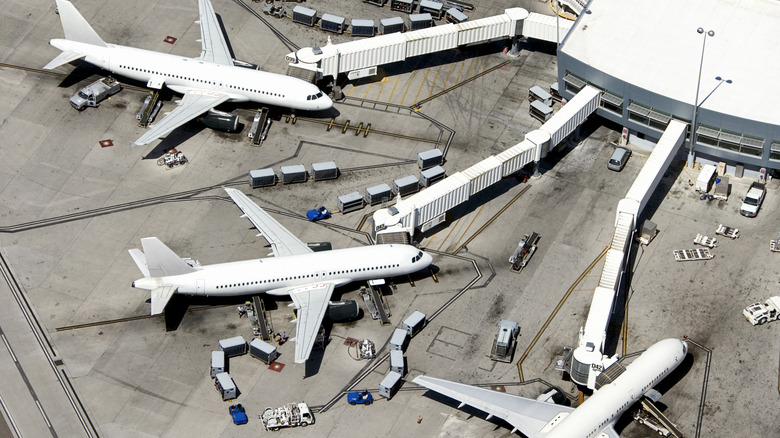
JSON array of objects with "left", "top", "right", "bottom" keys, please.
[
  {"left": 673, "top": 248, "right": 714, "bottom": 262},
  {"left": 715, "top": 224, "right": 739, "bottom": 239},
  {"left": 693, "top": 234, "right": 716, "bottom": 248}
]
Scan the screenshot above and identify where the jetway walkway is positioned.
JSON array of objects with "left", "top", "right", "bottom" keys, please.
[
  {"left": 286, "top": 9, "right": 573, "bottom": 80},
  {"left": 569, "top": 119, "right": 688, "bottom": 389},
  {"left": 371, "top": 85, "right": 600, "bottom": 238}
]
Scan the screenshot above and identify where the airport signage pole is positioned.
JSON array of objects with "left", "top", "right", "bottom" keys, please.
[{"left": 688, "top": 27, "right": 714, "bottom": 169}]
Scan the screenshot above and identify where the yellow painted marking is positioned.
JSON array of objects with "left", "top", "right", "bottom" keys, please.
[
  {"left": 441, "top": 61, "right": 455, "bottom": 91},
  {"left": 399, "top": 70, "right": 417, "bottom": 106},
  {"left": 450, "top": 205, "right": 485, "bottom": 252},
  {"left": 387, "top": 75, "right": 401, "bottom": 103},
  {"left": 375, "top": 77, "right": 388, "bottom": 101},
  {"left": 346, "top": 84, "right": 355, "bottom": 96},
  {"left": 362, "top": 82, "right": 373, "bottom": 99},
  {"left": 454, "top": 59, "right": 466, "bottom": 84},
  {"left": 436, "top": 215, "right": 462, "bottom": 252},
  {"left": 412, "top": 68, "right": 430, "bottom": 105},
  {"left": 428, "top": 65, "right": 442, "bottom": 98},
  {"left": 467, "top": 58, "right": 477, "bottom": 79}
]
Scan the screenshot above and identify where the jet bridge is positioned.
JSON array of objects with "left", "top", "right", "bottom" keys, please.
[
  {"left": 286, "top": 9, "right": 573, "bottom": 80},
  {"left": 569, "top": 119, "right": 688, "bottom": 389},
  {"left": 371, "top": 85, "right": 601, "bottom": 239}
]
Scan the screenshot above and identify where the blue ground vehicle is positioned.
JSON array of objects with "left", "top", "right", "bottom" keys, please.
[
  {"left": 347, "top": 391, "right": 373, "bottom": 405},
  {"left": 306, "top": 206, "right": 331, "bottom": 221},
  {"left": 229, "top": 404, "right": 248, "bottom": 425}
]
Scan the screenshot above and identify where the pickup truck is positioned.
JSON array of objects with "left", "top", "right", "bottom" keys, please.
[
  {"left": 739, "top": 182, "right": 766, "bottom": 217},
  {"left": 70, "top": 77, "right": 121, "bottom": 110}
]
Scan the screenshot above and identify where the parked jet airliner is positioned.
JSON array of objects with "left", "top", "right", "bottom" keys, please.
[
  {"left": 129, "top": 188, "right": 432, "bottom": 364},
  {"left": 44, "top": 0, "right": 332, "bottom": 146},
  {"left": 414, "top": 338, "right": 688, "bottom": 438}
]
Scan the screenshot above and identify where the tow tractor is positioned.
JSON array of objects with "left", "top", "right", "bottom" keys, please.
[
  {"left": 260, "top": 402, "right": 314, "bottom": 431},
  {"left": 306, "top": 206, "right": 331, "bottom": 222},
  {"left": 347, "top": 391, "right": 374, "bottom": 405},
  {"left": 743, "top": 296, "right": 780, "bottom": 325},
  {"left": 229, "top": 404, "right": 248, "bottom": 425},
  {"left": 509, "top": 232, "right": 540, "bottom": 272}
]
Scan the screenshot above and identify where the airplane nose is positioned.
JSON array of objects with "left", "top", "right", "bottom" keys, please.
[{"left": 423, "top": 251, "right": 433, "bottom": 266}]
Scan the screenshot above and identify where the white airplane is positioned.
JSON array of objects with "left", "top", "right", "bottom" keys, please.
[
  {"left": 44, "top": 0, "right": 332, "bottom": 146},
  {"left": 413, "top": 338, "right": 688, "bottom": 438},
  {"left": 129, "top": 187, "right": 433, "bottom": 364}
]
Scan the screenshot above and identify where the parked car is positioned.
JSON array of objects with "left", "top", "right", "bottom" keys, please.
[
  {"left": 740, "top": 182, "right": 766, "bottom": 217},
  {"left": 607, "top": 146, "right": 631, "bottom": 171},
  {"left": 347, "top": 390, "right": 374, "bottom": 405}
]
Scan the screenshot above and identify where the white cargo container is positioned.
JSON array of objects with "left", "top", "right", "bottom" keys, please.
[
  {"left": 390, "top": 350, "right": 405, "bottom": 374},
  {"left": 365, "top": 183, "right": 393, "bottom": 205},
  {"left": 280, "top": 164, "right": 307, "bottom": 184},
  {"left": 337, "top": 191, "right": 364, "bottom": 213},
  {"left": 389, "top": 328, "right": 409, "bottom": 351},
  {"left": 418, "top": 0, "right": 444, "bottom": 19},
  {"left": 420, "top": 165, "right": 446, "bottom": 187},
  {"left": 379, "top": 371, "right": 403, "bottom": 399},
  {"left": 402, "top": 311, "right": 426, "bottom": 337},
  {"left": 215, "top": 372, "right": 237, "bottom": 400},
  {"left": 249, "top": 168, "right": 276, "bottom": 188},
  {"left": 408, "top": 13, "right": 434, "bottom": 32},
  {"left": 393, "top": 175, "right": 420, "bottom": 197},
  {"left": 210, "top": 351, "right": 225, "bottom": 378},
  {"left": 311, "top": 161, "right": 339, "bottom": 181},
  {"left": 529, "top": 85, "right": 553, "bottom": 106},
  {"left": 351, "top": 19, "right": 375, "bottom": 37},
  {"left": 696, "top": 164, "right": 718, "bottom": 193},
  {"left": 445, "top": 7, "right": 468, "bottom": 24},
  {"left": 380, "top": 16, "right": 405, "bottom": 34},
  {"left": 219, "top": 336, "right": 247, "bottom": 358},
  {"left": 249, "top": 338, "right": 279, "bottom": 365},
  {"left": 418, "top": 148, "right": 443, "bottom": 169},
  {"left": 530, "top": 100, "right": 553, "bottom": 122},
  {"left": 321, "top": 13, "right": 345, "bottom": 34},
  {"left": 292, "top": 6, "right": 317, "bottom": 26}
]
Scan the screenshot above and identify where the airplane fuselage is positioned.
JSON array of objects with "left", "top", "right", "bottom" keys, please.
[
  {"left": 132, "top": 244, "right": 432, "bottom": 297},
  {"left": 546, "top": 338, "right": 688, "bottom": 438},
  {"left": 49, "top": 39, "right": 331, "bottom": 111}
]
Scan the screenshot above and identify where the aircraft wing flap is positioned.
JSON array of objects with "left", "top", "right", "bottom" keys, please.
[
  {"left": 43, "top": 49, "right": 85, "bottom": 70},
  {"left": 288, "top": 283, "right": 335, "bottom": 364},
  {"left": 197, "top": 0, "right": 233, "bottom": 65},
  {"left": 132, "top": 90, "right": 229, "bottom": 146},
  {"left": 224, "top": 188, "right": 313, "bottom": 257},
  {"left": 413, "top": 375, "right": 575, "bottom": 438}
]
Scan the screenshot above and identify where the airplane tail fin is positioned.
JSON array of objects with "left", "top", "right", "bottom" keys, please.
[
  {"left": 55, "top": 0, "right": 107, "bottom": 47},
  {"left": 140, "top": 237, "right": 196, "bottom": 277}
]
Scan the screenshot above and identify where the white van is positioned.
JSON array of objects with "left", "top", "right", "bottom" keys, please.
[{"left": 608, "top": 147, "right": 631, "bottom": 171}]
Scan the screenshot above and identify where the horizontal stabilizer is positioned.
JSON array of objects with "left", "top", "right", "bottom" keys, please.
[
  {"left": 43, "top": 49, "right": 85, "bottom": 70},
  {"left": 151, "top": 286, "right": 177, "bottom": 315},
  {"left": 128, "top": 248, "right": 150, "bottom": 278},
  {"left": 140, "top": 237, "right": 196, "bottom": 277}
]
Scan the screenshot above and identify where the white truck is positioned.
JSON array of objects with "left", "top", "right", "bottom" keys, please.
[
  {"left": 260, "top": 402, "right": 314, "bottom": 431},
  {"left": 743, "top": 296, "right": 780, "bottom": 325},
  {"left": 739, "top": 182, "right": 766, "bottom": 217},
  {"left": 70, "top": 77, "right": 121, "bottom": 110}
]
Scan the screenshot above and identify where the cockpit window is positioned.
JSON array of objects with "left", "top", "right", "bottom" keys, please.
[
  {"left": 316, "top": 92, "right": 323, "bottom": 98},
  {"left": 412, "top": 251, "right": 424, "bottom": 263}
]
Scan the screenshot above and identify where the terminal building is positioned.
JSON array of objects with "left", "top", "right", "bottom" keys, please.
[{"left": 557, "top": 0, "right": 780, "bottom": 175}]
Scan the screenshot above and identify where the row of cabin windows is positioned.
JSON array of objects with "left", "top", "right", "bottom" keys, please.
[
  {"left": 215, "top": 264, "right": 401, "bottom": 289},
  {"left": 117, "top": 64, "right": 284, "bottom": 98}
]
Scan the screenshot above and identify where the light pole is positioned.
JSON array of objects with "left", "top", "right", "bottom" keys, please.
[{"left": 688, "top": 27, "right": 715, "bottom": 168}]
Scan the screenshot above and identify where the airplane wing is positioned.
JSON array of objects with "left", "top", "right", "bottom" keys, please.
[
  {"left": 196, "top": 0, "right": 233, "bottom": 65},
  {"left": 288, "top": 283, "right": 335, "bottom": 364},
  {"left": 224, "top": 188, "right": 313, "bottom": 257},
  {"left": 132, "top": 90, "right": 229, "bottom": 146},
  {"left": 413, "top": 375, "right": 575, "bottom": 438}
]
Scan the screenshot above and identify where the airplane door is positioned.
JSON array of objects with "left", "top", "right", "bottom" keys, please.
[{"left": 196, "top": 279, "right": 205, "bottom": 294}]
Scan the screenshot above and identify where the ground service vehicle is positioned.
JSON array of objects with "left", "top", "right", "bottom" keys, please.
[
  {"left": 347, "top": 391, "right": 374, "bottom": 405},
  {"left": 740, "top": 182, "right": 766, "bottom": 217},
  {"left": 229, "top": 404, "right": 248, "bottom": 425},
  {"left": 70, "top": 77, "right": 121, "bottom": 110},
  {"left": 306, "top": 206, "right": 331, "bottom": 221},
  {"left": 607, "top": 146, "right": 631, "bottom": 171},
  {"left": 260, "top": 403, "right": 314, "bottom": 431},
  {"left": 743, "top": 296, "right": 780, "bottom": 325}
]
